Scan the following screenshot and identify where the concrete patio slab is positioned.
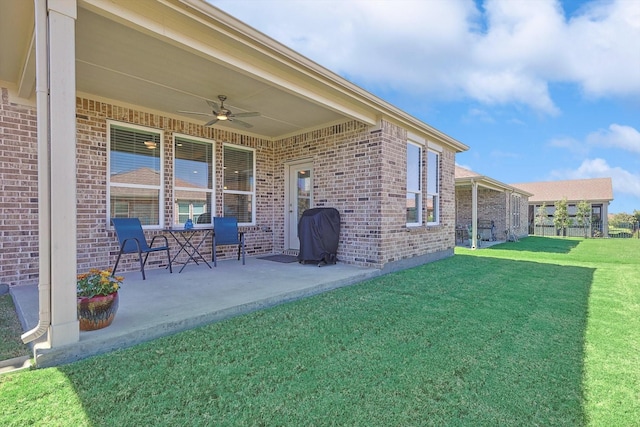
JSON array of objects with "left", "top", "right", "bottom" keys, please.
[{"left": 11, "top": 256, "right": 380, "bottom": 368}]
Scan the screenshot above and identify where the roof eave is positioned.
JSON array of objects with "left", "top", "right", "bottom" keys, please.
[{"left": 177, "top": 0, "right": 468, "bottom": 153}]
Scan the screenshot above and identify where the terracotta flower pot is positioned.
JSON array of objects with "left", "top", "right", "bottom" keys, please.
[{"left": 77, "top": 292, "right": 119, "bottom": 331}]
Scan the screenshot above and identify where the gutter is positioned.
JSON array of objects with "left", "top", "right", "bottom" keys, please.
[{"left": 22, "top": 0, "right": 51, "bottom": 344}]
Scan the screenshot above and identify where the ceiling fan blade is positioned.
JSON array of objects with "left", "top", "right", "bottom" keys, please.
[
  {"left": 204, "top": 118, "right": 219, "bottom": 127},
  {"left": 178, "top": 110, "right": 211, "bottom": 116},
  {"left": 205, "top": 99, "right": 219, "bottom": 111},
  {"left": 230, "top": 118, "right": 253, "bottom": 128},
  {"left": 231, "top": 112, "right": 260, "bottom": 118}
]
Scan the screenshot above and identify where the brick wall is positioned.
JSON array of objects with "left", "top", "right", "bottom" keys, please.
[
  {"left": 275, "top": 120, "right": 456, "bottom": 270},
  {"left": 74, "top": 97, "right": 277, "bottom": 274},
  {"left": 275, "top": 120, "right": 384, "bottom": 267},
  {"left": 2, "top": 89, "right": 458, "bottom": 285},
  {"left": 455, "top": 186, "right": 530, "bottom": 241},
  {"left": 0, "top": 88, "right": 39, "bottom": 286},
  {"left": 378, "top": 121, "right": 457, "bottom": 269}
]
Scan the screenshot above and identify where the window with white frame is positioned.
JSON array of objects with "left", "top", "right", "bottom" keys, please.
[
  {"left": 223, "top": 143, "right": 255, "bottom": 225},
  {"left": 406, "top": 141, "right": 422, "bottom": 225},
  {"left": 173, "top": 135, "right": 214, "bottom": 227},
  {"left": 426, "top": 150, "right": 440, "bottom": 224},
  {"left": 511, "top": 194, "right": 521, "bottom": 229},
  {"left": 108, "top": 122, "right": 163, "bottom": 227}
]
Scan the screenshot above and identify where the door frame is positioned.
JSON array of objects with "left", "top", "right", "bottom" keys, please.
[{"left": 284, "top": 158, "right": 313, "bottom": 251}]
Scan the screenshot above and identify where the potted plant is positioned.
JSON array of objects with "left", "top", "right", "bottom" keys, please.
[{"left": 76, "top": 268, "right": 124, "bottom": 331}]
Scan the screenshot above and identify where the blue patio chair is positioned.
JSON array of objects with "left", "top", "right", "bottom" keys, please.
[
  {"left": 213, "top": 217, "right": 245, "bottom": 266},
  {"left": 110, "top": 218, "right": 173, "bottom": 280}
]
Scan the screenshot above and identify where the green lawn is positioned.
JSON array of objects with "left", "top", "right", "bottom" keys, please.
[
  {"left": 1, "top": 237, "right": 638, "bottom": 426},
  {"left": 0, "top": 294, "right": 30, "bottom": 361}
]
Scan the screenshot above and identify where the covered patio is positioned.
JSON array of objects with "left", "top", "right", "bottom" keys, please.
[
  {"left": 455, "top": 166, "right": 531, "bottom": 248},
  {"left": 1, "top": 0, "right": 466, "bottom": 364},
  {"left": 11, "top": 257, "right": 379, "bottom": 368}
]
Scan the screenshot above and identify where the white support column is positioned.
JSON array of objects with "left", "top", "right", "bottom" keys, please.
[
  {"left": 47, "top": 0, "right": 79, "bottom": 347},
  {"left": 602, "top": 202, "right": 609, "bottom": 238},
  {"left": 471, "top": 180, "right": 478, "bottom": 250}
]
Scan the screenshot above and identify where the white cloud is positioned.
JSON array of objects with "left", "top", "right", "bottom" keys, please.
[
  {"left": 551, "top": 158, "right": 640, "bottom": 198},
  {"left": 548, "top": 136, "right": 590, "bottom": 155},
  {"left": 565, "top": 0, "right": 640, "bottom": 98},
  {"left": 586, "top": 124, "right": 640, "bottom": 154},
  {"left": 211, "top": 0, "right": 640, "bottom": 114}
]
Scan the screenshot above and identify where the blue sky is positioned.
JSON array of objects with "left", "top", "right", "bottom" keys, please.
[{"left": 211, "top": 0, "right": 640, "bottom": 213}]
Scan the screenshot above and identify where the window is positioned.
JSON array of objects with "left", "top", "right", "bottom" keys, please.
[
  {"left": 406, "top": 142, "right": 422, "bottom": 225},
  {"left": 223, "top": 144, "right": 255, "bottom": 225},
  {"left": 511, "top": 194, "right": 521, "bottom": 228},
  {"left": 426, "top": 150, "right": 439, "bottom": 224},
  {"left": 173, "top": 135, "right": 214, "bottom": 227},
  {"left": 108, "top": 122, "right": 163, "bottom": 227}
]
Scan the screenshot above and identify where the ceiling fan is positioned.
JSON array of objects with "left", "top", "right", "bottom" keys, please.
[{"left": 179, "top": 95, "right": 260, "bottom": 128}]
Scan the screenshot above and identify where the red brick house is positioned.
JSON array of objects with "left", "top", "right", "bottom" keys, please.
[
  {"left": 455, "top": 166, "right": 531, "bottom": 248},
  {"left": 0, "top": 0, "right": 468, "bottom": 350}
]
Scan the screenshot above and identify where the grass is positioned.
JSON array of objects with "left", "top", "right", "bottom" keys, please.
[
  {"left": 1, "top": 237, "right": 638, "bottom": 426},
  {"left": 0, "top": 294, "right": 30, "bottom": 361}
]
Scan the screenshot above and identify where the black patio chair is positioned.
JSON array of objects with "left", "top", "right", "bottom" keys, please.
[
  {"left": 110, "top": 218, "right": 172, "bottom": 280},
  {"left": 213, "top": 216, "right": 245, "bottom": 266}
]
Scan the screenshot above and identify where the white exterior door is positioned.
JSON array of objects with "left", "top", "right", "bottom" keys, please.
[{"left": 285, "top": 161, "right": 313, "bottom": 251}]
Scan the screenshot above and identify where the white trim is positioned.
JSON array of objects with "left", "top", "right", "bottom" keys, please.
[
  {"left": 426, "top": 149, "right": 440, "bottom": 226},
  {"left": 284, "top": 158, "right": 314, "bottom": 250},
  {"left": 222, "top": 142, "right": 256, "bottom": 226},
  {"left": 106, "top": 120, "right": 165, "bottom": 229},
  {"left": 427, "top": 141, "right": 443, "bottom": 152},
  {"left": 406, "top": 140, "right": 422, "bottom": 227},
  {"left": 407, "top": 131, "right": 425, "bottom": 145},
  {"left": 172, "top": 133, "right": 216, "bottom": 228}
]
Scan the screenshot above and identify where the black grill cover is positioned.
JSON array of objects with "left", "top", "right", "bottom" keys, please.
[{"left": 297, "top": 208, "right": 340, "bottom": 265}]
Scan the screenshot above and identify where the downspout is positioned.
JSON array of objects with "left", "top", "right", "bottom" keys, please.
[{"left": 22, "top": 0, "right": 51, "bottom": 344}]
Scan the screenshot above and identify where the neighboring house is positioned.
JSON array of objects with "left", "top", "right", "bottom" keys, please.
[
  {"left": 510, "top": 178, "right": 614, "bottom": 237},
  {"left": 455, "top": 166, "right": 531, "bottom": 248},
  {"left": 0, "top": 1, "right": 468, "bottom": 350}
]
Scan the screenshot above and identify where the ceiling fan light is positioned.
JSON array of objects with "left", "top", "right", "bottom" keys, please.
[
  {"left": 143, "top": 140, "right": 157, "bottom": 149},
  {"left": 216, "top": 114, "right": 228, "bottom": 120}
]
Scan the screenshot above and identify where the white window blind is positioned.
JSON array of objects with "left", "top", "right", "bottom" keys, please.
[
  {"left": 173, "top": 135, "right": 214, "bottom": 226},
  {"left": 108, "top": 123, "right": 163, "bottom": 226},
  {"left": 223, "top": 144, "right": 255, "bottom": 225}
]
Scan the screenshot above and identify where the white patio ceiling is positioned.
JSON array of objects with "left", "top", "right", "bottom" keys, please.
[{"left": 0, "top": 0, "right": 468, "bottom": 149}]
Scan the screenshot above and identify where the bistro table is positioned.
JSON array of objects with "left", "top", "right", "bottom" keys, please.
[{"left": 164, "top": 227, "right": 213, "bottom": 272}]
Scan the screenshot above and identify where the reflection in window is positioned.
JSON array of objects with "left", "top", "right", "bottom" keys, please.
[
  {"left": 223, "top": 144, "right": 255, "bottom": 224},
  {"left": 427, "top": 150, "right": 439, "bottom": 224},
  {"left": 173, "top": 136, "right": 214, "bottom": 226},
  {"left": 108, "top": 123, "right": 162, "bottom": 226},
  {"left": 406, "top": 142, "right": 422, "bottom": 225},
  {"left": 297, "top": 170, "right": 311, "bottom": 222}
]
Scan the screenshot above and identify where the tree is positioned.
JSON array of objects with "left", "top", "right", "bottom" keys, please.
[
  {"left": 553, "top": 198, "right": 570, "bottom": 237},
  {"left": 610, "top": 212, "right": 635, "bottom": 227},
  {"left": 633, "top": 210, "right": 640, "bottom": 224},
  {"left": 535, "top": 203, "right": 548, "bottom": 236},
  {"left": 576, "top": 200, "right": 591, "bottom": 238}
]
